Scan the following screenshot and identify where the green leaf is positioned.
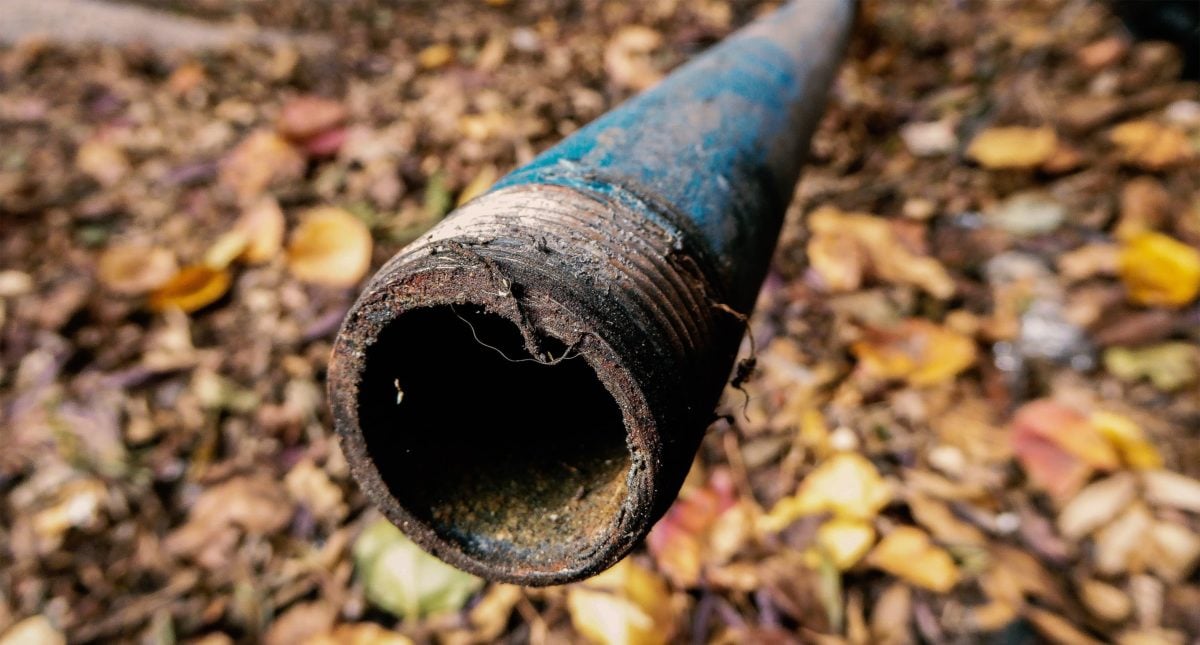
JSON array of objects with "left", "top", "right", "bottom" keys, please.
[{"left": 353, "top": 518, "right": 483, "bottom": 619}]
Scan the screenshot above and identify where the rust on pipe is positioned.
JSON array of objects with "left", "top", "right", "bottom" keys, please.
[{"left": 329, "top": 0, "right": 857, "bottom": 585}]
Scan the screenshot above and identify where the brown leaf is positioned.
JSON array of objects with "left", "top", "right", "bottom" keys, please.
[
  {"left": 1057, "top": 473, "right": 1137, "bottom": 540},
  {"left": 1010, "top": 399, "right": 1119, "bottom": 500},
  {"left": 605, "top": 26, "right": 664, "bottom": 91},
  {"left": 97, "top": 244, "right": 178, "bottom": 295},
  {"left": 868, "top": 526, "right": 960, "bottom": 593},
  {"left": 219, "top": 130, "right": 306, "bottom": 204},
  {"left": 1142, "top": 470, "right": 1200, "bottom": 513},
  {"left": 277, "top": 95, "right": 347, "bottom": 142},
  {"left": 235, "top": 196, "right": 286, "bottom": 264},
  {"left": 1110, "top": 120, "right": 1194, "bottom": 170}
]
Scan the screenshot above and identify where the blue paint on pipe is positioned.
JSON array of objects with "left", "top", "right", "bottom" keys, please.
[{"left": 491, "top": 0, "right": 854, "bottom": 305}]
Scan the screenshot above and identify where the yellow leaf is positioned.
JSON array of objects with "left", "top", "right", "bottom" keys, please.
[
  {"left": 762, "top": 453, "right": 891, "bottom": 532},
  {"left": 868, "top": 526, "right": 960, "bottom": 593},
  {"left": 457, "top": 164, "right": 498, "bottom": 206},
  {"left": 287, "top": 207, "right": 374, "bottom": 287},
  {"left": 1090, "top": 411, "right": 1162, "bottom": 470},
  {"left": 815, "top": 518, "right": 875, "bottom": 570},
  {"left": 149, "top": 265, "right": 232, "bottom": 313},
  {"left": 967, "top": 126, "right": 1058, "bottom": 169},
  {"left": 1110, "top": 120, "right": 1194, "bottom": 170},
  {"left": 304, "top": 623, "right": 413, "bottom": 645},
  {"left": 808, "top": 206, "right": 955, "bottom": 298},
  {"left": 1118, "top": 231, "right": 1200, "bottom": 308},
  {"left": 418, "top": 44, "right": 454, "bottom": 70},
  {"left": 203, "top": 231, "right": 249, "bottom": 270},
  {"left": 569, "top": 559, "right": 674, "bottom": 645},
  {"left": 851, "top": 319, "right": 977, "bottom": 386}
]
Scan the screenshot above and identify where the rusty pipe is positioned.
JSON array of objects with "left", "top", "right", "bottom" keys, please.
[{"left": 329, "top": 0, "right": 856, "bottom": 585}]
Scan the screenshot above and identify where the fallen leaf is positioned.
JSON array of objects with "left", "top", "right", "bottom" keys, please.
[
  {"left": 568, "top": 558, "right": 675, "bottom": 645},
  {"left": 1147, "top": 521, "right": 1200, "bottom": 582},
  {"left": 148, "top": 265, "right": 232, "bottom": 313},
  {"left": 235, "top": 196, "right": 286, "bottom": 264},
  {"left": 1109, "top": 120, "right": 1194, "bottom": 170},
  {"left": 967, "top": 126, "right": 1058, "bottom": 169},
  {"left": 814, "top": 517, "right": 875, "bottom": 570},
  {"left": 305, "top": 623, "right": 413, "bottom": 645},
  {"left": 1079, "top": 578, "right": 1132, "bottom": 623},
  {"left": 418, "top": 44, "right": 454, "bottom": 69},
  {"left": 1094, "top": 503, "right": 1152, "bottom": 575},
  {"left": 1057, "top": 473, "right": 1137, "bottom": 540},
  {"left": 808, "top": 206, "right": 955, "bottom": 298},
  {"left": 1104, "top": 343, "right": 1198, "bottom": 392},
  {"left": 203, "top": 231, "right": 249, "bottom": 270},
  {"left": 165, "top": 475, "right": 294, "bottom": 567},
  {"left": 870, "top": 584, "right": 912, "bottom": 645},
  {"left": 604, "top": 26, "right": 664, "bottom": 91},
  {"left": 287, "top": 207, "right": 373, "bottom": 287},
  {"left": 1077, "top": 36, "right": 1127, "bottom": 70},
  {"left": 353, "top": 518, "right": 483, "bottom": 619},
  {"left": 761, "top": 452, "right": 892, "bottom": 531},
  {"left": 1010, "top": 399, "right": 1120, "bottom": 499},
  {"left": 0, "top": 616, "right": 65, "bottom": 645},
  {"left": 1026, "top": 608, "right": 1103, "bottom": 645},
  {"left": 277, "top": 95, "right": 347, "bottom": 142},
  {"left": 986, "top": 191, "right": 1065, "bottom": 236},
  {"left": 868, "top": 526, "right": 960, "bottom": 593},
  {"left": 1116, "top": 177, "right": 1170, "bottom": 240},
  {"left": 461, "top": 585, "right": 523, "bottom": 643},
  {"left": 1090, "top": 411, "right": 1162, "bottom": 470},
  {"left": 646, "top": 468, "right": 737, "bottom": 587},
  {"left": 456, "top": 164, "right": 498, "bottom": 206},
  {"left": 851, "top": 318, "right": 977, "bottom": 386},
  {"left": 1142, "top": 470, "right": 1200, "bottom": 513},
  {"left": 1058, "top": 243, "right": 1118, "bottom": 283},
  {"left": 219, "top": 130, "right": 306, "bottom": 204},
  {"left": 1118, "top": 231, "right": 1200, "bottom": 308},
  {"left": 265, "top": 601, "right": 337, "bottom": 645},
  {"left": 76, "top": 139, "right": 129, "bottom": 187},
  {"left": 285, "top": 459, "right": 347, "bottom": 523},
  {"left": 97, "top": 244, "right": 178, "bottom": 295},
  {"left": 907, "top": 493, "right": 987, "bottom": 546},
  {"left": 30, "top": 478, "right": 107, "bottom": 552}
]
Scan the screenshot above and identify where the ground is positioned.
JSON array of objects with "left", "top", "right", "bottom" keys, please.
[{"left": 1, "top": 0, "right": 1199, "bottom": 643}]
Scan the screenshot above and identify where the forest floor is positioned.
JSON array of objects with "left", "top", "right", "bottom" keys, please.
[{"left": 2, "top": 0, "right": 1199, "bottom": 643}]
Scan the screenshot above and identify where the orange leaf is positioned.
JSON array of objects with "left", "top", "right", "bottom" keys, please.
[
  {"left": 149, "top": 265, "right": 232, "bottom": 313},
  {"left": 851, "top": 319, "right": 977, "bottom": 386},
  {"left": 868, "top": 526, "right": 960, "bottom": 593},
  {"left": 1109, "top": 120, "right": 1194, "bottom": 170},
  {"left": 646, "top": 469, "right": 736, "bottom": 587},
  {"left": 287, "top": 207, "right": 374, "bottom": 287}
]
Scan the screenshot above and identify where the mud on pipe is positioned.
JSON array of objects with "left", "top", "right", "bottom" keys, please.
[{"left": 328, "top": 0, "right": 857, "bottom": 585}]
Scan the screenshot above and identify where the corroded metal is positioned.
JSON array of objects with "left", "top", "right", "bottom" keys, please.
[{"left": 329, "top": 0, "right": 856, "bottom": 585}]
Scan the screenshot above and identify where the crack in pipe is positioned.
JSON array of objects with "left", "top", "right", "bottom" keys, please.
[{"left": 328, "top": 0, "right": 858, "bottom": 585}]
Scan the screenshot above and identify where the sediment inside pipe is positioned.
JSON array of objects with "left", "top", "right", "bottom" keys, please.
[{"left": 356, "top": 304, "right": 634, "bottom": 571}]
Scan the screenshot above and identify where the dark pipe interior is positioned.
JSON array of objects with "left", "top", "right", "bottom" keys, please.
[{"left": 358, "top": 306, "right": 631, "bottom": 567}]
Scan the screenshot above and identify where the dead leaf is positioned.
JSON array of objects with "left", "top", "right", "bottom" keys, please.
[
  {"left": 203, "top": 231, "right": 249, "bottom": 270},
  {"left": 907, "top": 493, "right": 986, "bottom": 546},
  {"left": 285, "top": 459, "right": 347, "bottom": 523},
  {"left": 605, "top": 26, "right": 664, "bottom": 91},
  {"left": 967, "top": 126, "right": 1058, "bottom": 169},
  {"left": 148, "top": 266, "right": 232, "bottom": 313},
  {"left": 219, "top": 130, "right": 306, "bottom": 204},
  {"left": 567, "top": 558, "right": 676, "bottom": 645},
  {"left": 287, "top": 207, "right": 373, "bottom": 287},
  {"left": 1026, "top": 608, "right": 1103, "bottom": 645},
  {"left": 900, "top": 120, "right": 956, "bottom": 157},
  {"left": 97, "top": 244, "right": 178, "bottom": 295},
  {"left": 265, "top": 601, "right": 337, "bottom": 645},
  {"left": 1116, "top": 177, "right": 1170, "bottom": 240},
  {"left": 813, "top": 517, "right": 875, "bottom": 570},
  {"left": 1104, "top": 343, "right": 1198, "bottom": 392},
  {"left": 808, "top": 206, "right": 956, "bottom": 298},
  {"left": 1090, "top": 411, "right": 1162, "bottom": 470},
  {"left": 868, "top": 526, "right": 960, "bottom": 593},
  {"left": 1079, "top": 578, "right": 1132, "bottom": 623},
  {"left": 304, "top": 623, "right": 413, "bottom": 645},
  {"left": 1118, "top": 231, "right": 1200, "bottom": 308},
  {"left": 870, "top": 583, "right": 912, "bottom": 645},
  {"left": 1057, "top": 473, "right": 1137, "bottom": 540},
  {"left": 1110, "top": 120, "right": 1194, "bottom": 170},
  {"left": 165, "top": 475, "right": 293, "bottom": 567},
  {"left": 456, "top": 164, "right": 498, "bottom": 206},
  {"left": 1094, "top": 503, "right": 1152, "bottom": 575},
  {"left": 418, "top": 44, "right": 454, "bottom": 69},
  {"left": 0, "top": 616, "right": 65, "bottom": 645},
  {"left": 235, "top": 196, "right": 286, "bottom": 264},
  {"left": 851, "top": 318, "right": 977, "bottom": 386},
  {"left": 761, "top": 452, "right": 892, "bottom": 532},
  {"left": 1010, "top": 399, "right": 1119, "bottom": 500},
  {"left": 1147, "top": 521, "right": 1200, "bottom": 582},
  {"left": 76, "top": 139, "right": 130, "bottom": 187},
  {"left": 646, "top": 468, "right": 737, "bottom": 587},
  {"left": 1142, "top": 470, "right": 1200, "bottom": 513},
  {"left": 277, "top": 95, "right": 347, "bottom": 142}
]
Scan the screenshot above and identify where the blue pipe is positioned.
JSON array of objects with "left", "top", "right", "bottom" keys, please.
[{"left": 329, "top": 0, "right": 856, "bottom": 585}]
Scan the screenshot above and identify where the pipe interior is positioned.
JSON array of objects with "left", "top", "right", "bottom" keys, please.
[{"left": 357, "top": 305, "right": 632, "bottom": 567}]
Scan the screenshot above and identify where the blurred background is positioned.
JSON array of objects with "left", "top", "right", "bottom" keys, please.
[{"left": 1, "top": 0, "right": 1199, "bottom": 643}]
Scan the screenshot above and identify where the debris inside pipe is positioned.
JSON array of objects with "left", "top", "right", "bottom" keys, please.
[{"left": 328, "top": 0, "right": 857, "bottom": 585}]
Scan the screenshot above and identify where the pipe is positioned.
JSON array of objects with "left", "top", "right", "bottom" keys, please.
[{"left": 328, "top": 0, "right": 856, "bottom": 586}]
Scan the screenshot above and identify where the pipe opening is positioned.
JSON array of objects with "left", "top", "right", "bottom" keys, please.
[{"left": 357, "top": 305, "right": 632, "bottom": 569}]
